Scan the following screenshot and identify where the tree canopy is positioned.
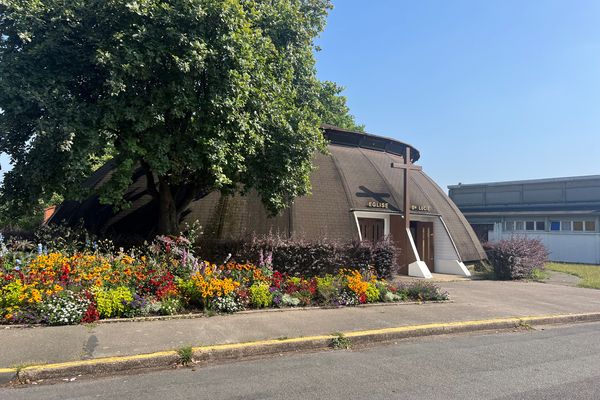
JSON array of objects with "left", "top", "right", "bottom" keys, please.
[
  {"left": 317, "top": 81, "right": 365, "bottom": 132},
  {"left": 0, "top": 0, "right": 363, "bottom": 234}
]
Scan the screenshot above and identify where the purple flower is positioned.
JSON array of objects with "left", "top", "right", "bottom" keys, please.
[
  {"left": 265, "top": 251, "right": 273, "bottom": 266},
  {"left": 182, "top": 249, "right": 188, "bottom": 267},
  {"left": 259, "top": 250, "right": 264, "bottom": 267}
]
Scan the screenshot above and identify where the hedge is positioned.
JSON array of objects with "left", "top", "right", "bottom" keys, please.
[{"left": 199, "top": 235, "right": 399, "bottom": 278}]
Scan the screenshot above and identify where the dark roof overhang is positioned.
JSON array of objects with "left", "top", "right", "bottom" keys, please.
[
  {"left": 322, "top": 124, "right": 420, "bottom": 162},
  {"left": 459, "top": 202, "right": 600, "bottom": 215}
]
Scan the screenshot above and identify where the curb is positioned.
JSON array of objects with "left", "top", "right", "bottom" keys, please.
[{"left": 4, "top": 311, "right": 600, "bottom": 385}]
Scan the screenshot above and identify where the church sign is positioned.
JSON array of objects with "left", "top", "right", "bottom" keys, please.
[
  {"left": 367, "top": 201, "right": 389, "bottom": 209},
  {"left": 411, "top": 204, "right": 432, "bottom": 212}
]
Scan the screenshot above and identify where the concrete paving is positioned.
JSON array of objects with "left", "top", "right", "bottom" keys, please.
[
  {"left": 544, "top": 270, "right": 582, "bottom": 286},
  {"left": 5, "top": 322, "right": 600, "bottom": 399},
  {"left": 1, "top": 280, "right": 600, "bottom": 368}
]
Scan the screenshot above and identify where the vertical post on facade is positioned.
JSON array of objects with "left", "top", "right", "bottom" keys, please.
[{"left": 403, "top": 146, "right": 411, "bottom": 231}]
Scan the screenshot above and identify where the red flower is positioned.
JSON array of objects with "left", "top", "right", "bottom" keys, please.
[
  {"left": 359, "top": 294, "right": 367, "bottom": 304},
  {"left": 308, "top": 278, "right": 317, "bottom": 295},
  {"left": 60, "top": 264, "right": 71, "bottom": 282},
  {"left": 272, "top": 271, "right": 285, "bottom": 289},
  {"left": 82, "top": 302, "right": 99, "bottom": 323}
]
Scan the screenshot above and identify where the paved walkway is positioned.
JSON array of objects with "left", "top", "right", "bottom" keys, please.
[
  {"left": 2, "top": 280, "right": 600, "bottom": 368},
  {"left": 544, "top": 270, "right": 582, "bottom": 287}
]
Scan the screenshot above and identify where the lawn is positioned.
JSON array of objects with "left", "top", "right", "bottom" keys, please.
[{"left": 546, "top": 263, "right": 600, "bottom": 289}]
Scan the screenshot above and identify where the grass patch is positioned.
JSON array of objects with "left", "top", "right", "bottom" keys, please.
[
  {"left": 530, "top": 268, "right": 550, "bottom": 281},
  {"left": 516, "top": 320, "right": 534, "bottom": 331},
  {"left": 177, "top": 345, "right": 194, "bottom": 366},
  {"left": 12, "top": 363, "right": 35, "bottom": 384},
  {"left": 331, "top": 333, "right": 352, "bottom": 350},
  {"left": 546, "top": 263, "right": 600, "bottom": 289}
]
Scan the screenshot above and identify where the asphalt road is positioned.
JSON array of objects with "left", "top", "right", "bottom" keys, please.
[{"left": 4, "top": 322, "right": 600, "bottom": 400}]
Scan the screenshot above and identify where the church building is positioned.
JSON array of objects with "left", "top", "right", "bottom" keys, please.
[{"left": 51, "top": 125, "right": 486, "bottom": 278}]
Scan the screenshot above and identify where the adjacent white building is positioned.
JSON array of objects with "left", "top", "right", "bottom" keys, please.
[{"left": 448, "top": 175, "right": 600, "bottom": 265}]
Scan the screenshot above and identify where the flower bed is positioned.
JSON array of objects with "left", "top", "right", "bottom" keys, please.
[{"left": 0, "top": 235, "right": 449, "bottom": 325}]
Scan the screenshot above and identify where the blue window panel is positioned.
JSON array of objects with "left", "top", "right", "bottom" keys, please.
[{"left": 550, "top": 221, "right": 560, "bottom": 231}]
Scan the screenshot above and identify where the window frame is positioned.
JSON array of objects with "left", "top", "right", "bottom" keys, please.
[{"left": 584, "top": 221, "right": 596, "bottom": 232}]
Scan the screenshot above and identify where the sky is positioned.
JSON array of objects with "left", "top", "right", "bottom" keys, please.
[
  {"left": 2, "top": 0, "right": 600, "bottom": 191},
  {"left": 315, "top": 0, "right": 600, "bottom": 190}
]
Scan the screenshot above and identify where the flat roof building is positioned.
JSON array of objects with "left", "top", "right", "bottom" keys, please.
[
  {"left": 52, "top": 126, "right": 486, "bottom": 277},
  {"left": 449, "top": 175, "right": 600, "bottom": 264}
]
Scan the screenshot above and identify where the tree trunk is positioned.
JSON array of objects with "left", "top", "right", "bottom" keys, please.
[{"left": 157, "top": 178, "right": 179, "bottom": 235}]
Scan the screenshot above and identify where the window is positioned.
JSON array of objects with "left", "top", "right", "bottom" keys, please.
[
  {"left": 509, "top": 220, "right": 547, "bottom": 231},
  {"left": 536, "top": 221, "right": 546, "bottom": 231},
  {"left": 550, "top": 221, "right": 560, "bottom": 231},
  {"left": 515, "top": 221, "right": 524, "bottom": 231},
  {"left": 585, "top": 221, "right": 596, "bottom": 232},
  {"left": 560, "top": 220, "right": 596, "bottom": 233}
]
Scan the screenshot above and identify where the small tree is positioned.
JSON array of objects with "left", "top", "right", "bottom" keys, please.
[{"left": 0, "top": 0, "right": 352, "bottom": 235}]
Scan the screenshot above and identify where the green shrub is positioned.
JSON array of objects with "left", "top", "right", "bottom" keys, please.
[
  {"left": 331, "top": 333, "right": 352, "bottom": 350},
  {"left": 94, "top": 286, "right": 133, "bottom": 318},
  {"left": 141, "top": 299, "right": 162, "bottom": 316},
  {"left": 316, "top": 275, "right": 339, "bottom": 304},
  {"left": 281, "top": 293, "right": 301, "bottom": 307},
  {"left": 249, "top": 282, "right": 272, "bottom": 308},
  {"left": 383, "top": 291, "right": 405, "bottom": 302},
  {"left": 365, "top": 283, "right": 380, "bottom": 303},
  {"left": 176, "top": 277, "right": 201, "bottom": 305},
  {"left": 398, "top": 282, "right": 449, "bottom": 301},
  {"left": 159, "top": 297, "right": 182, "bottom": 315},
  {"left": 530, "top": 268, "right": 549, "bottom": 281},
  {"left": 0, "top": 280, "right": 24, "bottom": 309},
  {"left": 177, "top": 345, "right": 193, "bottom": 366}
]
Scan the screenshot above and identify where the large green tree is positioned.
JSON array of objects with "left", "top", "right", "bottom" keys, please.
[
  {"left": 0, "top": 0, "right": 363, "bottom": 235},
  {"left": 317, "top": 80, "right": 365, "bottom": 132}
]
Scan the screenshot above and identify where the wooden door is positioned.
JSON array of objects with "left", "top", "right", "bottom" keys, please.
[
  {"left": 416, "top": 222, "right": 434, "bottom": 268},
  {"left": 358, "top": 218, "right": 385, "bottom": 243},
  {"left": 390, "top": 215, "right": 411, "bottom": 275}
]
